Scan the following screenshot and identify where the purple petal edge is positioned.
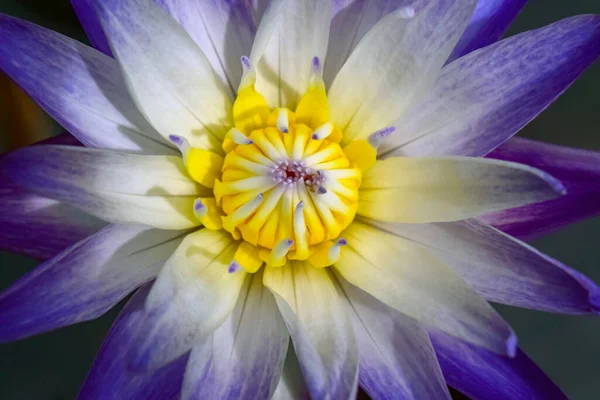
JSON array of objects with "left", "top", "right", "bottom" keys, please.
[
  {"left": 71, "top": 0, "right": 113, "bottom": 56},
  {"left": 431, "top": 329, "right": 567, "bottom": 400},
  {"left": 485, "top": 137, "right": 600, "bottom": 240},
  {"left": 78, "top": 283, "right": 188, "bottom": 400},
  {"left": 447, "top": 0, "right": 528, "bottom": 63}
]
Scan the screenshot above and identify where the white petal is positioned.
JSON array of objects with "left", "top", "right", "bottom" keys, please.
[
  {"left": 364, "top": 218, "right": 600, "bottom": 314},
  {"left": 157, "top": 0, "right": 256, "bottom": 92},
  {"left": 94, "top": 0, "right": 233, "bottom": 151},
  {"left": 358, "top": 156, "right": 565, "bottom": 223},
  {"left": 0, "top": 14, "right": 170, "bottom": 154},
  {"left": 328, "top": 0, "right": 476, "bottom": 143},
  {"left": 337, "top": 275, "right": 451, "bottom": 400},
  {"left": 128, "top": 229, "right": 246, "bottom": 371},
  {"left": 250, "top": 0, "right": 332, "bottom": 108},
  {"left": 324, "top": 0, "right": 415, "bottom": 86},
  {"left": 263, "top": 263, "right": 359, "bottom": 399},
  {"left": 3, "top": 146, "right": 207, "bottom": 229},
  {"left": 181, "top": 270, "right": 289, "bottom": 400},
  {"left": 335, "top": 221, "right": 516, "bottom": 355}
]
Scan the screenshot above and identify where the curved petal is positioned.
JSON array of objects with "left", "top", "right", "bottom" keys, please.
[
  {"left": 383, "top": 15, "right": 600, "bottom": 158},
  {"left": 250, "top": 0, "right": 332, "bottom": 109},
  {"left": 328, "top": 0, "right": 476, "bottom": 143},
  {"left": 156, "top": 0, "right": 256, "bottom": 93},
  {"left": 0, "top": 224, "right": 184, "bottom": 342},
  {"left": 272, "top": 346, "right": 308, "bottom": 400},
  {"left": 78, "top": 284, "right": 189, "bottom": 400},
  {"left": 263, "top": 262, "right": 359, "bottom": 399},
  {"left": 2, "top": 145, "right": 206, "bottom": 229},
  {"left": 71, "top": 0, "right": 112, "bottom": 56},
  {"left": 0, "top": 14, "right": 171, "bottom": 154},
  {"left": 430, "top": 329, "right": 567, "bottom": 400},
  {"left": 484, "top": 137, "right": 600, "bottom": 240},
  {"left": 0, "top": 134, "right": 106, "bottom": 259},
  {"left": 94, "top": 0, "right": 233, "bottom": 152},
  {"left": 361, "top": 218, "right": 600, "bottom": 314},
  {"left": 335, "top": 221, "right": 516, "bottom": 355},
  {"left": 358, "top": 156, "right": 565, "bottom": 224},
  {"left": 337, "top": 275, "right": 451, "bottom": 400},
  {"left": 181, "top": 270, "right": 289, "bottom": 400},
  {"left": 127, "top": 229, "right": 246, "bottom": 371},
  {"left": 324, "top": 0, "right": 415, "bottom": 86},
  {"left": 447, "top": 0, "right": 528, "bottom": 63}
]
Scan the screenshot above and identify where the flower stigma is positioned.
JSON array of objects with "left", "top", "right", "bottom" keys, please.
[{"left": 170, "top": 56, "right": 385, "bottom": 272}]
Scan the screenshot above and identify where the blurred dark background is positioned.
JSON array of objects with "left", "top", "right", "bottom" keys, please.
[{"left": 1, "top": 0, "right": 599, "bottom": 399}]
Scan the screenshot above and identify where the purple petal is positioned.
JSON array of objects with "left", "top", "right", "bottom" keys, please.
[
  {"left": 430, "top": 329, "right": 567, "bottom": 400},
  {"left": 181, "top": 272, "right": 288, "bottom": 400},
  {"left": 447, "top": 0, "right": 528, "bottom": 63},
  {"left": 337, "top": 275, "right": 451, "bottom": 400},
  {"left": 0, "top": 14, "right": 171, "bottom": 154},
  {"left": 71, "top": 0, "right": 112, "bottom": 56},
  {"left": 0, "top": 135, "right": 106, "bottom": 260},
  {"left": 364, "top": 218, "right": 600, "bottom": 314},
  {"left": 78, "top": 284, "right": 188, "bottom": 400},
  {"left": 0, "top": 224, "right": 183, "bottom": 342},
  {"left": 484, "top": 137, "right": 600, "bottom": 240},
  {"left": 382, "top": 15, "right": 600, "bottom": 158}
]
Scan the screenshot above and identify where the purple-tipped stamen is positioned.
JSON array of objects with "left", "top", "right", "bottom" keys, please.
[
  {"left": 168, "top": 134, "right": 184, "bottom": 147},
  {"left": 336, "top": 238, "right": 348, "bottom": 246},
  {"left": 368, "top": 126, "right": 396, "bottom": 149},
  {"left": 317, "top": 186, "right": 327, "bottom": 194},
  {"left": 241, "top": 55, "right": 251, "bottom": 71},
  {"left": 228, "top": 261, "right": 242, "bottom": 274}
]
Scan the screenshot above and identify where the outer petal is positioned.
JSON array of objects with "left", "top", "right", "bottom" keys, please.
[
  {"left": 71, "top": 0, "right": 112, "bottom": 56},
  {"left": 0, "top": 14, "right": 171, "bottom": 154},
  {"left": 335, "top": 221, "right": 516, "bottom": 355},
  {"left": 328, "top": 0, "right": 476, "bottom": 143},
  {"left": 272, "top": 346, "right": 308, "bottom": 400},
  {"left": 484, "top": 137, "right": 600, "bottom": 240},
  {"left": 127, "top": 229, "right": 246, "bottom": 371},
  {"left": 249, "top": 0, "right": 332, "bottom": 109},
  {"left": 0, "top": 224, "right": 184, "bottom": 342},
  {"left": 337, "top": 275, "right": 451, "bottom": 400},
  {"left": 263, "top": 263, "right": 359, "bottom": 400},
  {"left": 447, "top": 0, "right": 528, "bottom": 63},
  {"left": 358, "top": 156, "right": 565, "bottom": 224},
  {"left": 382, "top": 15, "right": 600, "bottom": 158},
  {"left": 78, "top": 284, "right": 188, "bottom": 400},
  {"left": 181, "top": 270, "right": 289, "bottom": 400},
  {"left": 2, "top": 145, "right": 206, "bottom": 229},
  {"left": 156, "top": 0, "right": 256, "bottom": 93},
  {"left": 94, "top": 0, "right": 233, "bottom": 152},
  {"left": 430, "top": 329, "right": 567, "bottom": 400},
  {"left": 324, "top": 0, "right": 414, "bottom": 86},
  {"left": 361, "top": 218, "right": 600, "bottom": 314}
]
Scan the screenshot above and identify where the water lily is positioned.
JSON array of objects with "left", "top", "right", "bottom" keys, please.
[{"left": 1, "top": 0, "right": 599, "bottom": 399}]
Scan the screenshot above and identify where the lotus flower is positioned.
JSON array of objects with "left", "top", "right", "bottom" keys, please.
[{"left": 1, "top": 0, "right": 599, "bottom": 399}]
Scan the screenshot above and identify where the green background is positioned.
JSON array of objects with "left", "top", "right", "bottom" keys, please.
[{"left": 1, "top": 0, "right": 599, "bottom": 399}]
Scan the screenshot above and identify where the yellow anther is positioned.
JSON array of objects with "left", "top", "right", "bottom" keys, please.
[
  {"left": 308, "top": 239, "right": 347, "bottom": 268},
  {"left": 233, "top": 56, "right": 270, "bottom": 134},
  {"left": 266, "top": 239, "right": 294, "bottom": 267},
  {"left": 233, "top": 241, "right": 263, "bottom": 273},
  {"left": 170, "top": 135, "right": 223, "bottom": 188},
  {"left": 291, "top": 201, "right": 309, "bottom": 259},
  {"left": 193, "top": 197, "right": 223, "bottom": 230},
  {"left": 222, "top": 193, "right": 264, "bottom": 233},
  {"left": 343, "top": 140, "right": 377, "bottom": 172},
  {"left": 295, "top": 57, "right": 330, "bottom": 129}
]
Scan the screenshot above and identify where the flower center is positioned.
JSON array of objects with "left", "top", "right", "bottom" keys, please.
[
  {"left": 215, "top": 118, "right": 360, "bottom": 266},
  {"left": 170, "top": 56, "right": 379, "bottom": 272}
]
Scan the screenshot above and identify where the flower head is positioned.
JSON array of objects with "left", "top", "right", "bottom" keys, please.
[{"left": 1, "top": 0, "right": 599, "bottom": 399}]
